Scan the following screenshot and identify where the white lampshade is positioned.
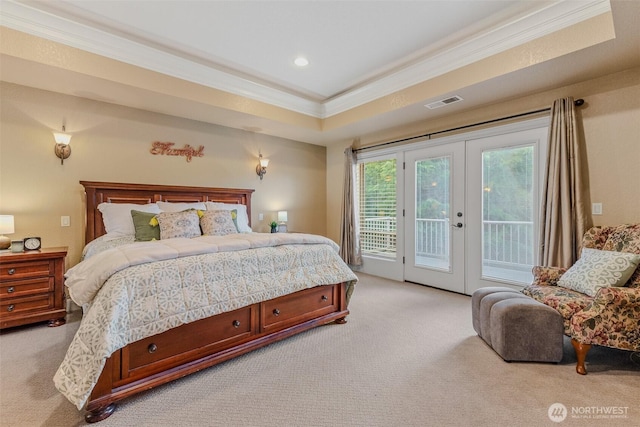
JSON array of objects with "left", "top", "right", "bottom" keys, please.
[
  {"left": 0, "top": 215, "right": 15, "bottom": 234},
  {"left": 277, "top": 211, "right": 288, "bottom": 223},
  {"left": 259, "top": 157, "right": 269, "bottom": 168}
]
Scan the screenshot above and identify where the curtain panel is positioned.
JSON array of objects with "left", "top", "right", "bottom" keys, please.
[
  {"left": 539, "top": 97, "right": 592, "bottom": 268},
  {"left": 339, "top": 145, "right": 362, "bottom": 267}
]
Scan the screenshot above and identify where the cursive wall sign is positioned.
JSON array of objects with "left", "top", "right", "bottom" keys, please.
[{"left": 150, "top": 141, "right": 204, "bottom": 162}]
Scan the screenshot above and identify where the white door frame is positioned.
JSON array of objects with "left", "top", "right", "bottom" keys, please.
[{"left": 355, "top": 117, "right": 549, "bottom": 291}]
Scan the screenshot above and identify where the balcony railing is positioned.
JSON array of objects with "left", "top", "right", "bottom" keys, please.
[
  {"left": 360, "top": 218, "right": 534, "bottom": 274},
  {"left": 360, "top": 217, "right": 397, "bottom": 256}
]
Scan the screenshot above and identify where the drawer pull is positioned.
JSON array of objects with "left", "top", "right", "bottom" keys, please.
[
  {"left": 7, "top": 304, "right": 15, "bottom": 312},
  {"left": 232, "top": 320, "right": 241, "bottom": 328},
  {"left": 8, "top": 268, "right": 15, "bottom": 275},
  {"left": 7, "top": 286, "right": 15, "bottom": 293},
  {"left": 273, "top": 308, "right": 280, "bottom": 316},
  {"left": 321, "top": 295, "right": 328, "bottom": 301},
  {"left": 148, "top": 343, "right": 158, "bottom": 354}
]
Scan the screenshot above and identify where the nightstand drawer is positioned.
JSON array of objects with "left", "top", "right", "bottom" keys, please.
[
  {"left": 0, "top": 294, "right": 54, "bottom": 317},
  {"left": 0, "top": 277, "right": 54, "bottom": 300},
  {"left": 0, "top": 260, "right": 53, "bottom": 280}
]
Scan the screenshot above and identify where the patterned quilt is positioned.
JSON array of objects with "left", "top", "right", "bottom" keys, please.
[{"left": 54, "top": 233, "right": 357, "bottom": 410}]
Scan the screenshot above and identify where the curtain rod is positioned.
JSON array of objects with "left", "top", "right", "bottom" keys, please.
[{"left": 354, "top": 98, "right": 584, "bottom": 153}]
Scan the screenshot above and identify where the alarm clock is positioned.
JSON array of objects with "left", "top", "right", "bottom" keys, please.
[{"left": 23, "top": 237, "right": 42, "bottom": 251}]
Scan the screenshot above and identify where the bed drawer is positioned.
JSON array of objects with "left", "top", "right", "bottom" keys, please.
[
  {"left": 123, "top": 305, "right": 256, "bottom": 378},
  {"left": 262, "top": 285, "right": 337, "bottom": 332}
]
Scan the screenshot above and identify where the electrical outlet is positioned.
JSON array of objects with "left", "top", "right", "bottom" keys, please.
[
  {"left": 61, "top": 216, "right": 70, "bottom": 227},
  {"left": 259, "top": 213, "right": 264, "bottom": 221},
  {"left": 592, "top": 203, "right": 602, "bottom": 215}
]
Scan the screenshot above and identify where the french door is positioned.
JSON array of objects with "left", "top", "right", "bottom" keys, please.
[
  {"left": 404, "top": 141, "right": 465, "bottom": 293},
  {"left": 404, "top": 124, "right": 548, "bottom": 295}
]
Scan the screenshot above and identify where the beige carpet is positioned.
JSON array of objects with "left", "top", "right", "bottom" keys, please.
[{"left": 1, "top": 273, "right": 638, "bottom": 427}]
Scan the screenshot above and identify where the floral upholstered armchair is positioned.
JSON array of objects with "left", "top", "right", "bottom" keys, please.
[{"left": 522, "top": 224, "right": 640, "bottom": 374}]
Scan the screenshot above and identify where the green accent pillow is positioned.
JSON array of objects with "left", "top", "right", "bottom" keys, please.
[
  {"left": 131, "top": 210, "right": 160, "bottom": 241},
  {"left": 557, "top": 248, "right": 640, "bottom": 296}
]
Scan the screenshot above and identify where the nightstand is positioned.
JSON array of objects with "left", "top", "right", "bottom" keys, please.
[{"left": 0, "top": 247, "right": 67, "bottom": 329}]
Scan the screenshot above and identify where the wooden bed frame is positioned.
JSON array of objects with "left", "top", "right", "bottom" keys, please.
[{"left": 79, "top": 181, "right": 350, "bottom": 422}]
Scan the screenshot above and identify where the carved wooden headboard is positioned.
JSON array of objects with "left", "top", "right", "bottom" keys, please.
[{"left": 80, "top": 181, "right": 254, "bottom": 243}]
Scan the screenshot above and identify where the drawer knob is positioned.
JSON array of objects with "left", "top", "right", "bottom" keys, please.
[
  {"left": 321, "top": 295, "right": 328, "bottom": 301},
  {"left": 7, "top": 304, "right": 15, "bottom": 312},
  {"left": 148, "top": 343, "right": 157, "bottom": 354},
  {"left": 232, "top": 320, "right": 241, "bottom": 328},
  {"left": 8, "top": 268, "right": 15, "bottom": 275},
  {"left": 7, "top": 286, "right": 15, "bottom": 293},
  {"left": 273, "top": 308, "right": 280, "bottom": 316}
]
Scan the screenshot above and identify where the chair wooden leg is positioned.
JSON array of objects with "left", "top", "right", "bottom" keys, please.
[{"left": 571, "top": 339, "right": 591, "bottom": 375}]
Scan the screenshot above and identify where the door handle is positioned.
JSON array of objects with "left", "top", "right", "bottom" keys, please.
[{"left": 451, "top": 222, "right": 463, "bottom": 228}]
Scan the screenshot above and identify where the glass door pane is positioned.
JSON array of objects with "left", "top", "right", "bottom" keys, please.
[
  {"left": 415, "top": 156, "right": 451, "bottom": 271},
  {"left": 481, "top": 145, "right": 535, "bottom": 283}
]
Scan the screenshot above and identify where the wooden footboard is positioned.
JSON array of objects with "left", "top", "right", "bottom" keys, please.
[{"left": 85, "top": 282, "right": 349, "bottom": 422}]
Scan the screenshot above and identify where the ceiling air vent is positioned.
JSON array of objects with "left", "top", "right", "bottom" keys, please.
[{"left": 425, "top": 95, "right": 464, "bottom": 109}]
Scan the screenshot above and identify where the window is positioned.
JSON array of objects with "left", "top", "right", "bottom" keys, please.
[{"left": 356, "top": 158, "right": 397, "bottom": 258}]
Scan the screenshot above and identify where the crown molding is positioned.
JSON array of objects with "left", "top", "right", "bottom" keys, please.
[
  {"left": 323, "top": 0, "right": 611, "bottom": 117},
  {"left": 1, "top": 0, "right": 610, "bottom": 120},
  {"left": 0, "top": 0, "right": 323, "bottom": 117}
]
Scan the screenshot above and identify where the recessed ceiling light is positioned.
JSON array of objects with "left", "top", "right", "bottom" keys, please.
[{"left": 294, "top": 56, "right": 309, "bottom": 67}]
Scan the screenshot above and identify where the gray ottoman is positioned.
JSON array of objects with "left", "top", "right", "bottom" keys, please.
[
  {"left": 471, "top": 287, "right": 564, "bottom": 363},
  {"left": 471, "top": 286, "right": 522, "bottom": 339}
]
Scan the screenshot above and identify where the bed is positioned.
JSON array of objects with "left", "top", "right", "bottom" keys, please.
[{"left": 54, "top": 181, "right": 357, "bottom": 422}]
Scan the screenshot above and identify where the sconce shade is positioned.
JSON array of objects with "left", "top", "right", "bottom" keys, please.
[
  {"left": 53, "top": 125, "right": 72, "bottom": 164},
  {"left": 260, "top": 157, "right": 269, "bottom": 168},
  {"left": 53, "top": 132, "right": 72, "bottom": 145},
  {"left": 0, "top": 215, "right": 14, "bottom": 250},
  {"left": 277, "top": 211, "right": 288, "bottom": 223}
]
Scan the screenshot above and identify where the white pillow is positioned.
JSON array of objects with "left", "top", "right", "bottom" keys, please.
[
  {"left": 97, "top": 203, "right": 161, "bottom": 236},
  {"left": 157, "top": 201, "right": 206, "bottom": 212},
  {"left": 204, "top": 202, "right": 252, "bottom": 232},
  {"left": 557, "top": 248, "right": 640, "bottom": 297}
]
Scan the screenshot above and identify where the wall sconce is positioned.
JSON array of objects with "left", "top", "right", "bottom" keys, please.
[
  {"left": 0, "top": 214, "right": 15, "bottom": 250},
  {"left": 277, "top": 211, "right": 288, "bottom": 233},
  {"left": 256, "top": 152, "right": 269, "bottom": 180},
  {"left": 53, "top": 125, "right": 72, "bottom": 165}
]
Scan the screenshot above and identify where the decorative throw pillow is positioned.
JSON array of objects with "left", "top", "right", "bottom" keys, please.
[
  {"left": 156, "top": 210, "right": 202, "bottom": 239},
  {"left": 204, "top": 202, "right": 252, "bottom": 232},
  {"left": 557, "top": 248, "right": 640, "bottom": 297},
  {"left": 131, "top": 210, "right": 160, "bottom": 241},
  {"left": 201, "top": 210, "right": 239, "bottom": 236}
]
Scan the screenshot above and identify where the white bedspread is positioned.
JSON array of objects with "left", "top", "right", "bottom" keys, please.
[{"left": 54, "top": 233, "right": 357, "bottom": 410}]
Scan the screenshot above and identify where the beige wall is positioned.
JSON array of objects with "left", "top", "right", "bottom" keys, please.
[
  {"left": 326, "top": 67, "right": 640, "bottom": 242},
  {"left": 0, "top": 83, "right": 327, "bottom": 267}
]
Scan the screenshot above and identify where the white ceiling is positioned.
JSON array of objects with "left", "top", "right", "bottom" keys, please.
[{"left": 1, "top": 0, "right": 639, "bottom": 145}]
